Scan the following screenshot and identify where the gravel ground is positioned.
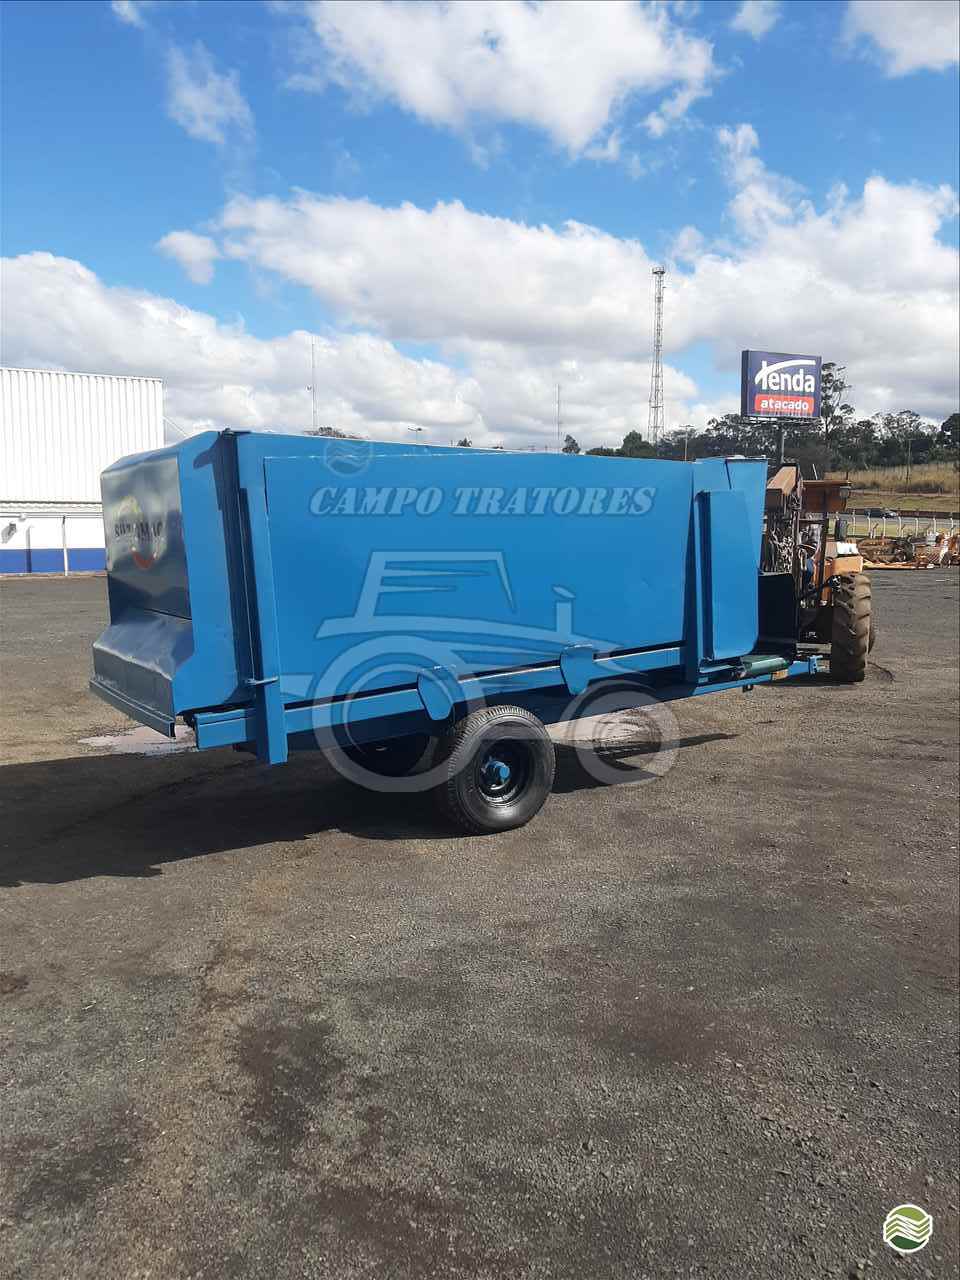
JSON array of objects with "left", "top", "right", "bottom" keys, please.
[{"left": 1, "top": 572, "right": 958, "bottom": 1280}]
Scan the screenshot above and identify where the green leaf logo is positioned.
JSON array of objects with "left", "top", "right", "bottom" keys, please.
[{"left": 883, "top": 1203, "right": 933, "bottom": 1254}]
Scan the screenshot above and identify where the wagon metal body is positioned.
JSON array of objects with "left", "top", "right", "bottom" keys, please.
[{"left": 91, "top": 430, "right": 819, "bottom": 829}]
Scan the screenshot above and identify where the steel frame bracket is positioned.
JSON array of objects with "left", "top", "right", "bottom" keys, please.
[
  {"left": 236, "top": 451, "right": 288, "bottom": 765},
  {"left": 559, "top": 645, "right": 596, "bottom": 695},
  {"left": 416, "top": 667, "right": 460, "bottom": 722}
]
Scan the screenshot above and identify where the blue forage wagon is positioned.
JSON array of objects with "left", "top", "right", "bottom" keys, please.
[{"left": 91, "top": 431, "right": 870, "bottom": 833}]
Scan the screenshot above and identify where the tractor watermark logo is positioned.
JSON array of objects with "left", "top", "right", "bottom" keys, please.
[
  {"left": 883, "top": 1204, "right": 932, "bottom": 1254},
  {"left": 290, "top": 548, "right": 680, "bottom": 795},
  {"left": 323, "top": 438, "right": 374, "bottom": 478}
]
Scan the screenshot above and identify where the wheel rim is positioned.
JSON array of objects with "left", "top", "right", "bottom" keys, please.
[{"left": 475, "top": 739, "right": 531, "bottom": 804}]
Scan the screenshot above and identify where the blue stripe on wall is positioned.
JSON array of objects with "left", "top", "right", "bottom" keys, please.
[
  {"left": 68, "top": 548, "right": 106, "bottom": 571},
  {"left": 0, "top": 548, "right": 106, "bottom": 574},
  {"left": 0, "top": 549, "right": 30, "bottom": 573},
  {"left": 0, "top": 548, "right": 62, "bottom": 573}
]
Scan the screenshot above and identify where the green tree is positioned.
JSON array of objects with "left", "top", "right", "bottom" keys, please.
[
  {"left": 875, "top": 410, "right": 931, "bottom": 477},
  {"left": 658, "top": 426, "right": 705, "bottom": 460},
  {"left": 703, "top": 414, "right": 752, "bottom": 454},
  {"left": 829, "top": 418, "right": 878, "bottom": 471},
  {"left": 819, "top": 362, "right": 855, "bottom": 450},
  {"left": 562, "top": 434, "right": 581, "bottom": 454},
  {"left": 619, "top": 430, "right": 655, "bottom": 458},
  {"left": 939, "top": 412, "right": 959, "bottom": 447},
  {"left": 456, "top": 437, "right": 473, "bottom": 447},
  {"left": 307, "top": 426, "right": 361, "bottom": 439}
]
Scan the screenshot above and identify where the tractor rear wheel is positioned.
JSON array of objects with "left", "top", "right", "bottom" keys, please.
[{"left": 830, "top": 572, "right": 872, "bottom": 683}]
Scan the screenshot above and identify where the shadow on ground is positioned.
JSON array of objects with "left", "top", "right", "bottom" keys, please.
[{"left": 1, "top": 732, "right": 735, "bottom": 888}]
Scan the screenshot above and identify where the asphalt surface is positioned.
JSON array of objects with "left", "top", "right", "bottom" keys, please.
[{"left": 1, "top": 572, "right": 958, "bottom": 1280}]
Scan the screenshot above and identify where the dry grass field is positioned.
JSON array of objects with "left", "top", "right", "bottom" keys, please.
[
  {"left": 828, "top": 461, "right": 959, "bottom": 498},
  {"left": 846, "top": 493, "right": 958, "bottom": 518}
]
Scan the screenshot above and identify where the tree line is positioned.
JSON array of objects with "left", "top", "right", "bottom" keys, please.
[
  {"left": 565, "top": 365, "right": 959, "bottom": 473},
  {"left": 329, "top": 362, "right": 958, "bottom": 474}
]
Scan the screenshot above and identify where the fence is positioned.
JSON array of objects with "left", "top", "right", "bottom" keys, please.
[
  {"left": 844, "top": 511, "right": 959, "bottom": 540},
  {"left": 0, "top": 507, "right": 105, "bottom": 575}
]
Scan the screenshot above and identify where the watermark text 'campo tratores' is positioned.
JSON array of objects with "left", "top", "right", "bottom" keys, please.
[{"left": 309, "top": 485, "right": 657, "bottom": 518}]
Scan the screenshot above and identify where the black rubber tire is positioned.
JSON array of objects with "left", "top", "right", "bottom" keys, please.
[
  {"left": 342, "top": 732, "right": 432, "bottom": 777},
  {"left": 814, "top": 596, "right": 876, "bottom": 650},
  {"left": 813, "top": 604, "right": 833, "bottom": 645},
  {"left": 434, "top": 705, "right": 555, "bottom": 835},
  {"left": 830, "top": 573, "right": 872, "bottom": 683}
]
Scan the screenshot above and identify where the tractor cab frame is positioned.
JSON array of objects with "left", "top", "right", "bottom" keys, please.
[{"left": 762, "top": 465, "right": 874, "bottom": 682}]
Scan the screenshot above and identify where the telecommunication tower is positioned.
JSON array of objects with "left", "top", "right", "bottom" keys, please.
[
  {"left": 310, "top": 338, "right": 319, "bottom": 434},
  {"left": 647, "top": 266, "right": 666, "bottom": 446}
]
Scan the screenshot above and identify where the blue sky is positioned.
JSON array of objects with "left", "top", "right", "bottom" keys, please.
[{"left": 2, "top": 0, "right": 958, "bottom": 446}]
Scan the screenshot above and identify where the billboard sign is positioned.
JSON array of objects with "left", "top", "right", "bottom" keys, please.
[{"left": 740, "top": 350, "right": 822, "bottom": 419}]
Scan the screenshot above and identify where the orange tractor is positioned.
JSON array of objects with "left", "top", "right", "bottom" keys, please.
[{"left": 763, "top": 466, "right": 875, "bottom": 682}]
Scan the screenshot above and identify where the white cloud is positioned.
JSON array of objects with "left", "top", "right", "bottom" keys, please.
[
  {"left": 0, "top": 251, "right": 697, "bottom": 449},
  {"left": 111, "top": 10, "right": 254, "bottom": 147},
  {"left": 166, "top": 42, "right": 254, "bottom": 145},
  {"left": 110, "top": 0, "right": 153, "bottom": 28},
  {"left": 729, "top": 1, "right": 781, "bottom": 40},
  {"left": 460, "top": 342, "right": 697, "bottom": 448},
  {"left": 0, "top": 253, "right": 482, "bottom": 441},
  {"left": 156, "top": 230, "right": 222, "bottom": 284},
  {"left": 844, "top": 0, "right": 960, "bottom": 76},
  {"left": 282, "top": 0, "right": 715, "bottom": 153},
  {"left": 716, "top": 122, "right": 805, "bottom": 237},
  {"left": 643, "top": 78, "right": 707, "bottom": 140},
  {"left": 670, "top": 225, "right": 704, "bottom": 262},
  {"left": 213, "top": 143, "right": 960, "bottom": 423},
  {"left": 584, "top": 130, "right": 622, "bottom": 164},
  {"left": 5, "top": 121, "right": 958, "bottom": 450},
  {"left": 219, "top": 194, "right": 653, "bottom": 354},
  {"left": 673, "top": 160, "right": 959, "bottom": 416},
  {"left": 625, "top": 153, "right": 647, "bottom": 181}
]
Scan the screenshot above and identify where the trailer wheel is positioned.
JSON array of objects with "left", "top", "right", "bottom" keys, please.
[
  {"left": 434, "top": 705, "right": 555, "bottom": 835},
  {"left": 830, "top": 572, "right": 871, "bottom": 683},
  {"left": 342, "top": 732, "right": 433, "bottom": 777}
]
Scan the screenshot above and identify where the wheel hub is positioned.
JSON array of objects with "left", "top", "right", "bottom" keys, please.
[
  {"left": 480, "top": 756, "right": 512, "bottom": 792},
  {"left": 476, "top": 741, "right": 529, "bottom": 803}
]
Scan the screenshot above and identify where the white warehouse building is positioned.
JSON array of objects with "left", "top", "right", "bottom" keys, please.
[{"left": 1, "top": 367, "right": 164, "bottom": 575}]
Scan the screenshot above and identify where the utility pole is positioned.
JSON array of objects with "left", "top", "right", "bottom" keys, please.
[
  {"left": 310, "top": 338, "right": 319, "bottom": 434},
  {"left": 556, "top": 383, "right": 562, "bottom": 452},
  {"left": 647, "top": 266, "right": 666, "bottom": 448}
]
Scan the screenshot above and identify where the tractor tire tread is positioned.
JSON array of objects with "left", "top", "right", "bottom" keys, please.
[{"left": 831, "top": 572, "right": 871, "bottom": 683}]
